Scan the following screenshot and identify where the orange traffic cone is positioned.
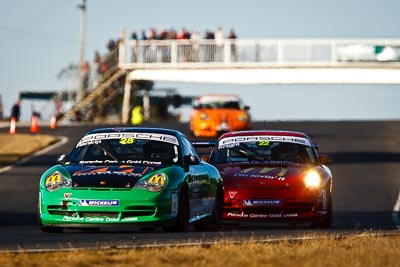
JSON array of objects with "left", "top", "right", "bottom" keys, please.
[
  {"left": 50, "top": 114, "right": 57, "bottom": 129},
  {"left": 30, "top": 114, "right": 39, "bottom": 133},
  {"left": 9, "top": 117, "right": 17, "bottom": 134}
]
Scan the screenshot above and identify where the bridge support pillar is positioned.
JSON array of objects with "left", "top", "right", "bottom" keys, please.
[{"left": 122, "top": 76, "right": 132, "bottom": 124}]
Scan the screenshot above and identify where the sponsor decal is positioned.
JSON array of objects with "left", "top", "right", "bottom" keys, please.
[
  {"left": 226, "top": 212, "right": 299, "bottom": 218},
  {"left": 73, "top": 167, "right": 151, "bottom": 177},
  {"left": 218, "top": 135, "right": 311, "bottom": 148},
  {"left": 77, "top": 132, "right": 179, "bottom": 147},
  {"left": 62, "top": 216, "right": 138, "bottom": 222},
  {"left": 45, "top": 173, "right": 62, "bottom": 186},
  {"left": 149, "top": 174, "right": 165, "bottom": 186},
  {"left": 234, "top": 167, "right": 287, "bottom": 181},
  {"left": 228, "top": 191, "right": 238, "bottom": 199},
  {"left": 234, "top": 173, "right": 286, "bottom": 181},
  {"left": 243, "top": 199, "right": 282, "bottom": 206},
  {"left": 64, "top": 193, "right": 72, "bottom": 199},
  {"left": 78, "top": 200, "right": 120, "bottom": 206}
]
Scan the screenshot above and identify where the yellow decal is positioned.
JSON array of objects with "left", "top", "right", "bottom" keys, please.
[
  {"left": 258, "top": 140, "right": 270, "bottom": 146},
  {"left": 149, "top": 174, "right": 165, "bottom": 186},
  {"left": 46, "top": 173, "right": 61, "bottom": 185},
  {"left": 243, "top": 167, "right": 256, "bottom": 173},
  {"left": 119, "top": 138, "right": 135, "bottom": 145},
  {"left": 255, "top": 167, "right": 287, "bottom": 177}
]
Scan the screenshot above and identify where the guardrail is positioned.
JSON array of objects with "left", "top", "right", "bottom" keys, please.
[{"left": 119, "top": 38, "right": 400, "bottom": 69}]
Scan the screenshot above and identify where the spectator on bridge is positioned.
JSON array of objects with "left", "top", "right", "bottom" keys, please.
[
  {"left": 191, "top": 28, "right": 201, "bottom": 62},
  {"left": 228, "top": 28, "right": 238, "bottom": 61},
  {"left": 215, "top": 27, "right": 224, "bottom": 61},
  {"left": 177, "top": 28, "right": 191, "bottom": 62},
  {"left": 204, "top": 30, "right": 215, "bottom": 62},
  {"left": 130, "top": 31, "right": 139, "bottom": 62}
]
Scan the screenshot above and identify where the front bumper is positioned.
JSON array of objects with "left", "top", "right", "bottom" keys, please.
[
  {"left": 39, "top": 188, "right": 179, "bottom": 227},
  {"left": 223, "top": 187, "right": 329, "bottom": 222}
]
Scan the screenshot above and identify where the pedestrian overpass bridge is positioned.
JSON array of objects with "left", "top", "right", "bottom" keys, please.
[
  {"left": 118, "top": 37, "right": 400, "bottom": 84},
  {"left": 61, "top": 37, "right": 400, "bottom": 124}
]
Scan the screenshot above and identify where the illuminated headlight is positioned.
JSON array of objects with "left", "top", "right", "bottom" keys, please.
[
  {"left": 134, "top": 173, "right": 167, "bottom": 192},
  {"left": 304, "top": 170, "right": 321, "bottom": 188},
  {"left": 237, "top": 114, "right": 249, "bottom": 121},
  {"left": 199, "top": 112, "right": 209, "bottom": 120},
  {"left": 45, "top": 171, "right": 72, "bottom": 192}
]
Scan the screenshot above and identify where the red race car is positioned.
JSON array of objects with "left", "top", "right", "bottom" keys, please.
[{"left": 204, "top": 130, "right": 333, "bottom": 227}]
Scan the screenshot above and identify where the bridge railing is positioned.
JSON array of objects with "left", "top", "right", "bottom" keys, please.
[{"left": 119, "top": 38, "right": 400, "bottom": 69}]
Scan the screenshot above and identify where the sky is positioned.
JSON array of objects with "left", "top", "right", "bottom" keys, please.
[{"left": 0, "top": 0, "right": 400, "bottom": 122}]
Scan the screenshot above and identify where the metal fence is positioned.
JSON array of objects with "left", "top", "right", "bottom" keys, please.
[{"left": 119, "top": 38, "right": 400, "bottom": 68}]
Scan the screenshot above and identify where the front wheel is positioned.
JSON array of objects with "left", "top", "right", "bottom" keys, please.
[
  {"left": 38, "top": 202, "right": 64, "bottom": 233},
  {"left": 194, "top": 185, "right": 223, "bottom": 231},
  {"left": 311, "top": 192, "right": 332, "bottom": 228},
  {"left": 38, "top": 218, "right": 64, "bottom": 233},
  {"left": 164, "top": 187, "right": 189, "bottom": 232}
]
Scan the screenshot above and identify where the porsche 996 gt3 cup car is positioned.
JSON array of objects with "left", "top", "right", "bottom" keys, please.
[
  {"left": 38, "top": 127, "right": 223, "bottom": 232},
  {"left": 189, "top": 94, "right": 251, "bottom": 138},
  {"left": 205, "top": 130, "right": 333, "bottom": 227}
]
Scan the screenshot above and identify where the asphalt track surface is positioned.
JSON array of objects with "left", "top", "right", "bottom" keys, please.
[{"left": 0, "top": 120, "right": 399, "bottom": 252}]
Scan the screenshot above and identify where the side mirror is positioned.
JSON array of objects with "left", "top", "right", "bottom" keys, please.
[
  {"left": 57, "top": 154, "right": 68, "bottom": 164},
  {"left": 319, "top": 155, "right": 332, "bottom": 165},
  {"left": 183, "top": 155, "right": 200, "bottom": 171}
]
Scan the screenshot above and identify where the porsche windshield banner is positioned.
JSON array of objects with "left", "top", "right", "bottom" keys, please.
[
  {"left": 77, "top": 132, "right": 179, "bottom": 147},
  {"left": 218, "top": 135, "right": 311, "bottom": 148}
]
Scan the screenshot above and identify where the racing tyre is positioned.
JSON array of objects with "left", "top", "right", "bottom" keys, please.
[
  {"left": 164, "top": 187, "right": 189, "bottom": 232},
  {"left": 194, "top": 184, "right": 223, "bottom": 231},
  {"left": 39, "top": 219, "right": 64, "bottom": 233},
  {"left": 38, "top": 204, "right": 64, "bottom": 233},
  {"left": 311, "top": 192, "right": 332, "bottom": 228},
  {"left": 79, "top": 228, "right": 101, "bottom": 232}
]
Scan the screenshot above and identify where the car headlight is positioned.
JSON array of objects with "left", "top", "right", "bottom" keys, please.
[
  {"left": 237, "top": 114, "right": 249, "bottom": 122},
  {"left": 134, "top": 173, "right": 167, "bottom": 192},
  {"left": 199, "top": 112, "right": 209, "bottom": 120},
  {"left": 44, "top": 171, "right": 72, "bottom": 192},
  {"left": 304, "top": 170, "right": 321, "bottom": 188}
]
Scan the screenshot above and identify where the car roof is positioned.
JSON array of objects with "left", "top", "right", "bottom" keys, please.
[
  {"left": 195, "top": 94, "right": 241, "bottom": 103},
  {"left": 85, "top": 127, "right": 182, "bottom": 137},
  {"left": 219, "top": 130, "right": 310, "bottom": 140}
]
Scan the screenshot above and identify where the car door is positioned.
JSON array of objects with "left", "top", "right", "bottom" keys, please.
[{"left": 181, "top": 137, "right": 213, "bottom": 217}]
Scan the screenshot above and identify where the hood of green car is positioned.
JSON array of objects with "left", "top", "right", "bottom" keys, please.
[{"left": 64, "top": 165, "right": 156, "bottom": 188}]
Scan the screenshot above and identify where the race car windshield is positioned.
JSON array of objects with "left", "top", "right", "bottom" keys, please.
[
  {"left": 210, "top": 141, "right": 316, "bottom": 164},
  {"left": 67, "top": 135, "right": 180, "bottom": 166},
  {"left": 197, "top": 100, "right": 241, "bottom": 109}
]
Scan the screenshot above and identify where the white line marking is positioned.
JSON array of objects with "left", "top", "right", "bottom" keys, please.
[{"left": 0, "top": 136, "right": 69, "bottom": 174}]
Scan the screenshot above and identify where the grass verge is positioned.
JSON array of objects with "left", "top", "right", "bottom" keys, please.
[
  {"left": 0, "top": 234, "right": 399, "bottom": 267},
  {"left": 0, "top": 133, "right": 58, "bottom": 168}
]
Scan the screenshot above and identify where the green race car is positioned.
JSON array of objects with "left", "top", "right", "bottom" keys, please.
[{"left": 38, "top": 127, "right": 223, "bottom": 232}]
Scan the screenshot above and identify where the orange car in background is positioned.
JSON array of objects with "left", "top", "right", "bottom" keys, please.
[{"left": 189, "top": 94, "right": 251, "bottom": 138}]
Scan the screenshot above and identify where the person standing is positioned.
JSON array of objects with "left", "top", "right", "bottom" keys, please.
[
  {"left": 228, "top": 28, "right": 238, "bottom": 62},
  {"left": 215, "top": 27, "right": 224, "bottom": 61},
  {"left": 11, "top": 99, "right": 21, "bottom": 122}
]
